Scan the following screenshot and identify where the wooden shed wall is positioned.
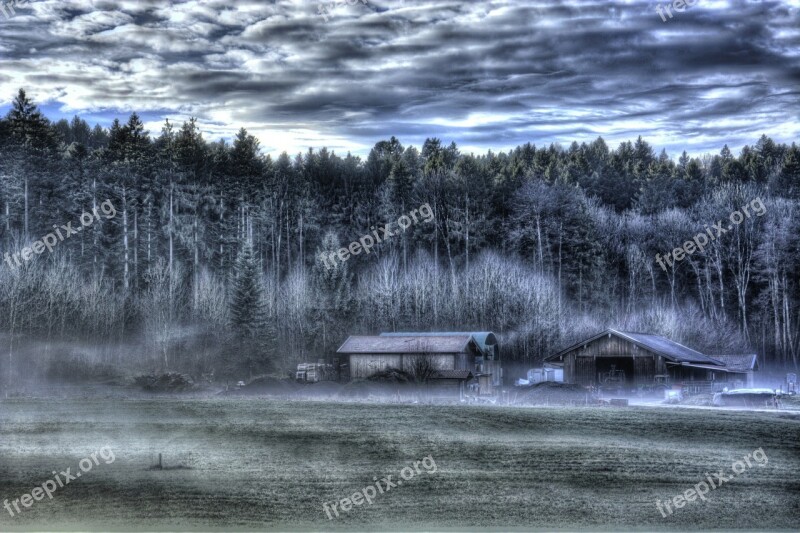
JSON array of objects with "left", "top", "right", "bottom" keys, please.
[
  {"left": 350, "top": 354, "right": 402, "bottom": 379},
  {"left": 574, "top": 335, "right": 641, "bottom": 357},
  {"left": 401, "top": 354, "right": 456, "bottom": 374},
  {"left": 559, "top": 334, "right": 666, "bottom": 385},
  {"left": 349, "top": 353, "right": 456, "bottom": 379}
]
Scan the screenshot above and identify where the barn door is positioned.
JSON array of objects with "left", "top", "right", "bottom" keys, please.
[
  {"left": 575, "top": 356, "right": 595, "bottom": 386},
  {"left": 633, "top": 357, "right": 655, "bottom": 385}
]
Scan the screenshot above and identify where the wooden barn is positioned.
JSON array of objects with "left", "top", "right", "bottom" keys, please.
[
  {"left": 336, "top": 332, "right": 500, "bottom": 396},
  {"left": 545, "top": 329, "right": 755, "bottom": 393},
  {"left": 380, "top": 331, "right": 502, "bottom": 392}
]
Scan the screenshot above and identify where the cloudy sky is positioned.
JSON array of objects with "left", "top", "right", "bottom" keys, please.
[{"left": 0, "top": 0, "right": 798, "bottom": 158}]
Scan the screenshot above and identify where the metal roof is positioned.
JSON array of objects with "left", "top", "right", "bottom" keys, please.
[
  {"left": 337, "top": 335, "right": 475, "bottom": 354},
  {"left": 380, "top": 331, "right": 497, "bottom": 354},
  {"left": 711, "top": 354, "right": 759, "bottom": 371},
  {"left": 671, "top": 362, "right": 746, "bottom": 373},
  {"left": 616, "top": 331, "right": 724, "bottom": 365},
  {"left": 546, "top": 329, "right": 725, "bottom": 365}
]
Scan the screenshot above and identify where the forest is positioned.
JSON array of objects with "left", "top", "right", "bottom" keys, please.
[{"left": 1, "top": 88, "right": 798, "bottom": 386}]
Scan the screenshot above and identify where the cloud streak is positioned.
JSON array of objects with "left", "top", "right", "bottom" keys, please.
[{"left": 0, "top": 0, "right": 798, "bottom": 157}]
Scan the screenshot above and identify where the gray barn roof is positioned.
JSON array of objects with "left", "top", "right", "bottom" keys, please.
[
  {"left": 675, "top": 363, "right": 744, "bottom": 373},
  {"left": 337, "top": 335, "right": 476, "bottom": 354},
  {"left": 618, "top": 331, "right": 724, "bottom": 365},
  {"left": 546, "top": 329, "right": 724, "bottom": 365},
  {"left": 711, "top": 354, "right": 758, "bottom": 371},
  {"left": 380, "top": 331, "right": 497, "bottom": 355}
]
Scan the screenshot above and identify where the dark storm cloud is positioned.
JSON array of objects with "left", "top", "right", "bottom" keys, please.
[{"left": 0, "top": 0, "right": 797, "bottom": 156}]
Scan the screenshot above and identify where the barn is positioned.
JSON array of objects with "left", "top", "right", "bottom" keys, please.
[
  {"left": 380, "top": 331, "right": 501, "bottom": 393},
  {"left": 336, "top": 331, "right": 500, "bottom": 396},
  {"left": 545, "top": 329, "right": 756, "bottom": 393}
]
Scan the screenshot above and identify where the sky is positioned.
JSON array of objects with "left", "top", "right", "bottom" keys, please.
[{"left": 0, "top": 0, "right": 798, "bottom": 158}]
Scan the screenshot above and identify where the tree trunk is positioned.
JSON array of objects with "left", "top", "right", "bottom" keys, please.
[{"left": 122, "top": 186, "right": 129, "bottom": 291}]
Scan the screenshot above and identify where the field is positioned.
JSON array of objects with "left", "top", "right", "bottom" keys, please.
[{"left": 0, "top": 399, "right": 799, "bottom": 531}]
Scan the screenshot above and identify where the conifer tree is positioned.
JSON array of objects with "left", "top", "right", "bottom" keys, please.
[
  {"left": 230, "top": 242, "right": 264, "bottom": 336},
  {"left": 228, "top": 242, "right": 270, "bottom": 378},
  {"left": 775, "top": 144, "right": 800, "bottom": 198}
]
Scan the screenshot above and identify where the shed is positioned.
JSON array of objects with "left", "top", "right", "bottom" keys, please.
[
  {"left": 337, "top": 333, "right": 497, "bottom": 395},
  {"left": 337, "top": 335, "right": 478, "bottom": 380},
  {"left": 544, "top": 329, "right": 743, "bottom": 391},
  {"left": 429, "top": 370, "right": 474, "bottom": 400},
  {"left": 379, "top": 331, "right": 501, "bottom": 392}
]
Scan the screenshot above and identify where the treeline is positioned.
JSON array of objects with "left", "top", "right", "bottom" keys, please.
[{"left": 0, "top": 88, "right": 799, "bottom": 384}]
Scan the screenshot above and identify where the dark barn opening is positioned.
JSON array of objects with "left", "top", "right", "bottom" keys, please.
[{"left": 596, "top": 357, "right": 635, "bottom": 387}]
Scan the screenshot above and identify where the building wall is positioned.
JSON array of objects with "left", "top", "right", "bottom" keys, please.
[
  {"left": 401, "top": 354, "right": 456, "bottom": 374},
  {"left": 483, "top": 359, "right": 502, "bottom": 386},
  {"left": 350, "top": 354, "right": 402, "bottom": 379},
  {"left": 668, "top": 366, "right": 750, "bottom": 387},
  {"left": 634, "top": 356, "right": 656, "bottom": 382},
  {"left": 560, "top": 335, "right": 663, "bottom": 386},
  {"left": 349, "top": 353, "right": 456, "bottom": 380}
]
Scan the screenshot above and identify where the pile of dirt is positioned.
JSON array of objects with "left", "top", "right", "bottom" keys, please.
[
  {"left": 515, "top": 382, "right": 589, "bottom": 405},
  {"left": 134, "top": 372, "right": 196, "bottom": 393},
  {"left": 679, "top": 393, "right": 714, "bottom": 406},
  {"left": 226, "top": 376, "right": 298, "bottom": 396}
]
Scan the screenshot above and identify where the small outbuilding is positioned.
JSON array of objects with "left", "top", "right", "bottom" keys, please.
[
  {"left": 428, "top": 370, "right": 474, "bottom": 400},
  {"left": 336, "top": 331, "right": 500, "bottom": 396},
  {"left": 710, "top": 354, "right": 759, "bottom": 387},
  {"left": 380, "top": 331, "right": 501, "bottom": 393}
]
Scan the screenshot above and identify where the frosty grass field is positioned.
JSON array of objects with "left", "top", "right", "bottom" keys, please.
[{"left": 0, "top": 399, "right": 798, "bottom": 530}]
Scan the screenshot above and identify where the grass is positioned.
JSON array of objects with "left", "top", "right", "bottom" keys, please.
[{"left": 0, "top": 398, "right": 798, "bottom": 531}]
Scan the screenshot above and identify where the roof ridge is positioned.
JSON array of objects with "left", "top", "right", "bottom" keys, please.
[{"left": 547, "top": 329, "right": 724, "bottom": 365}]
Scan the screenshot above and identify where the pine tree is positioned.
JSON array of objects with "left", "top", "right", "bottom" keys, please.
[
  {"left": 6, "top": 89, "right": 57, "bottom": 150},
  {"left": 230, "top": 242, "right": 264, "bottom": 337},
  {"left": 775, "top": 144, "right": 800, "bottom": 198},
  {"left": 4, "top": 89, "right": 59, "bottom": 242},
  {"left": 388, "top": 156, "right": 413, "bottom": 208},
  {"left": 228, "top": 242, "right": 270, "bottom": 378}
]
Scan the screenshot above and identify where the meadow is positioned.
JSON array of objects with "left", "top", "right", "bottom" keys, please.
[{"left": 0, "top": 398, "right": 798, "bottom": 531}]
